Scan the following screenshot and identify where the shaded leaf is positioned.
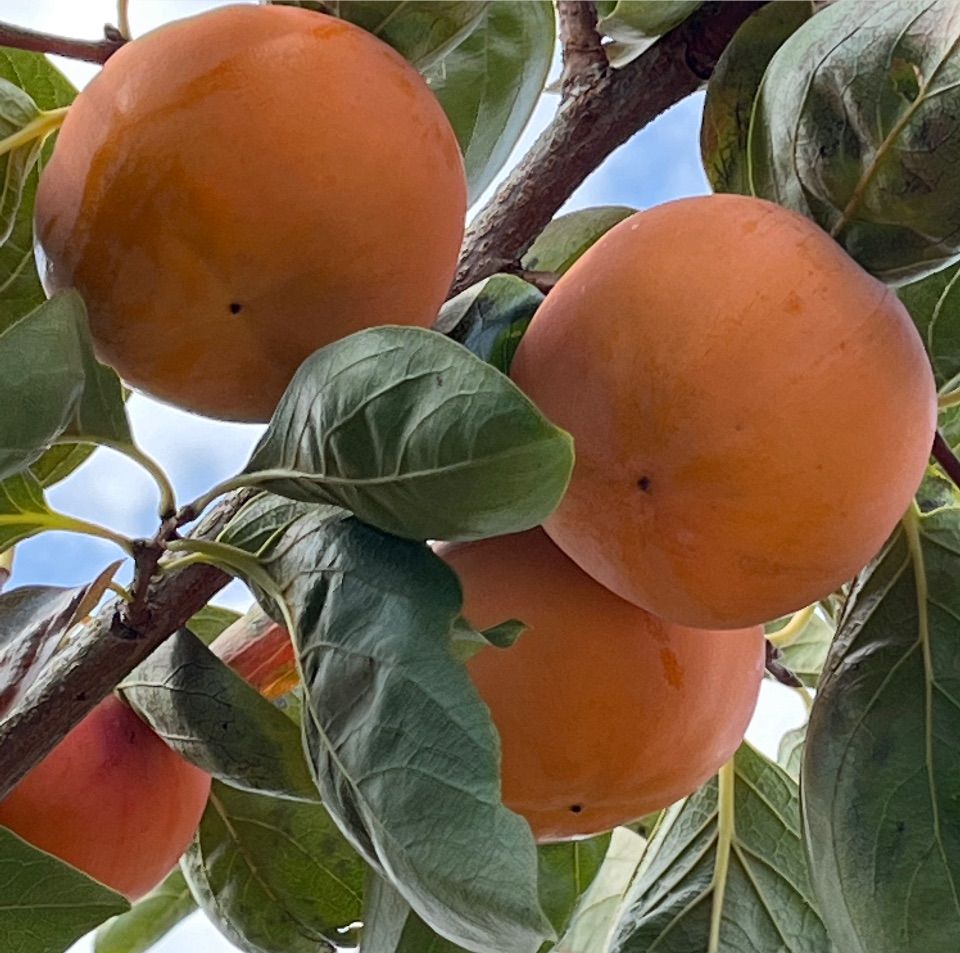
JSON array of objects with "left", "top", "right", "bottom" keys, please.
[
  {"left": 187, "top": 604, "right": 242, "bottom": 646},
  {"left": 0, "top": 562, "right": 117, "bottom": 719},
  {"left": 426, "top": 2, "right": 554, "bottom": 203},
  {"left": 769, "top": 611, "right": 835, "bottom": 688},
  {"left": 0, "top": 78, "right": 42, "bottom": 248},
  {"left": 0, "top": 291, "right": 87, "bottom": 480},
  {"left": 120, "top": 629, "right": 318, "bottom": 803},
  {"left": 94, "top": 868, "right": 196, "bottom": 953},
  {"left": 899, "top": 260, "right": 960, "bottom": 391},
  {"left": 0, "top": 825, "right": 128, "bottom": 952},
  {"left": 803, "top": 507, "right": 960, "bottom": 952},
  {"left": 701, "top": 1, "right": 814, "bottom": 194},
  {"left": 433, "top": 274, "right": 543, "bottom": 373},
  {"left": 596, "top": 1, "right": 702, "bottom": 43},
  {"left": 219, "top": 494, "right": 551, "bottom": 953},
  {"left": 182, "top": 780, "right": 364, "bottom": 953},
  {"left": 522, "top": 207, "right": 636, "bottom": 276},
  {"left": 778, "top": 725, "right": 806, "bottom": 781},
  {"left": 556, "top": 828, "right": 646, "bottom": 953},
  {"left": 245, "top": 326, "right": 573, "bottom": 542},
  {"left": 537, "top": 836, "right": 610, "bottom": 937},
  {"left": 748, "top": 0, "right": 960, "bottom": 284},
  {"left": 331, "top": 1, "right": 489, "bottom": 70},
  {"left": 610, "top": 745, "right": 830, "bottom": 953},
  {"left": 0, "top": 471, "right": 54, "bottom": 553}
]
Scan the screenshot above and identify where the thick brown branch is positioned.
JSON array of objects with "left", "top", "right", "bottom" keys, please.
[
  {"left": 557, "top": 1, "right": 608, "bottom": 100},
  {"left": 452, "top": 1, "right": 765, "bottom": 295},
  {"left": 0, "top": 497, "right": 240, "bottom": 800},
  {"left": 0, "top": 21, "right": 125, "bottom": 65}
]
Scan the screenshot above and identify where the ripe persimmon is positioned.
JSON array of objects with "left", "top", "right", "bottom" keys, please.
[
  {"left": 511, "top": 194, "right": 937, "bottom": 629},
  {"left": 0, "top": 694, "right": 210, "bottom": 899},
  {"left": 437, "top": 529, "right": 764, "bottom": 841},
  {"left": 35, "top": 4, "right": 467, "bottom": 421}
]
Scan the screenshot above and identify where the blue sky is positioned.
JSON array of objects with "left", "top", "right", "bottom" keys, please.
[{"left": 0, "top": 4, "right": 800, "bottom": 952}]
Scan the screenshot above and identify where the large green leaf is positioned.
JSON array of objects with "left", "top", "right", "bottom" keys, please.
[
  {"left": 0, "top": 78, "right": 42, "bottom": 248},
  {"left": 120, "top": 629, "right": 318, "bottom": 803},
  {"left": 95, "top": 868, "right": 197, "bottom": 953},
  {"left": 537, "top": 836, "right": 610, "bottom": 938},
  {"left": 182, "top": 780, "right": 364, "bottom": 953},
  {"left": 596, "top": 1, "right": 702, "bottom": 43},
  {"left": 899, "top": 261, "right": 960, "bottom": 392},
  {"left": 330, "top": 1, "right": 489, "bottom": 70},
  {"left": 0, "top": 471, "right": 54, "bottom": 553},
  {"left": 0, "top": 826, "right": 128, "bottom": 952},
  {"left": 0, "top": 48, "right": 75, "bottom": 335},
  {"left": 803, "top": 506, "right": 960, "bottom": 952},
  {"left": 0, "top": 291, "right": 87, "bottom": 479},
  {"left": 244, "top": 326, "right": 573, "bottom": 542},
  {"left": 610, "top": 746, "right": 830, "bottom": 953},
  {"left": 700, "top": 1, "right": 814, "bottom": 194},
  {"left": 433, "top": 274, "right": 542, "bottom": 374},
  {"left": 521, "top": 207, "right": 636, "bottom": 276},
  {"left": 748, "top": 0, "right": 960, "bottom": 284},
  {"left": 219, "top": 494, "right": 551, "bottom": 953},
  {"left": 425, "top": 2, "right": 554, "bottom": 204}
]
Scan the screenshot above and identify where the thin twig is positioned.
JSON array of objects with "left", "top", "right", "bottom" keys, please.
[
  {"left": 932, "top": 430, "right": 960, "bottom": 490},
  {"left": 765, "top": 640, "right": 804, "bottom": 688},
  {"left": 451, "top": 1, "right": 766, "bottom": 297},
  {"left": 557, "top": 1, "right": 608, "bottom": 100},
  {"left": 0, "top": 20, "right": 125, "bottom": 64}
]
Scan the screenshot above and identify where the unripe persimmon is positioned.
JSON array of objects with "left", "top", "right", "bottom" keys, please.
[
  {"left": 437, "top": 529, "right": 764, "bottom": 841},
  {"left": 35, "top": 4, "right": 467, "bottom": 421},
  {"left": 511, "top": 194, "right": 937, "bottom": 629},
  {"left": 0, "top": 694, "right": 210, "bottom": 899}
]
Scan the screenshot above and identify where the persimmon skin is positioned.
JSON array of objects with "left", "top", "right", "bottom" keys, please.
[
  {"left": 511, "top": 194, "right": 937, "bottom": 629},
  {"left": 211, "top": 611, "right": 299, "bottom": 702},
  {"left": 437, "top": 530, "right": 764, "bottom": 841},
  {"left": 35, "top": 4, "right": 467, "bottom": 421},
  {"left": 0, "top": 694, "right": 210, "bottom": 899}
]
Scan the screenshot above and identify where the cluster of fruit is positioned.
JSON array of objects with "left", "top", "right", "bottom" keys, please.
[{"left": 0, "top": 1, "right": 937, "bottom": 901}]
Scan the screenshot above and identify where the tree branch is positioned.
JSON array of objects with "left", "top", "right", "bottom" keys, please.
[
  {"left": 452, "top": 0, "right": 765, "bottom": 296},
  {"left": 0, "top": 21, "right": 125, "bottom": 65},
  {"left": 932, "top": 430, "right": 960, "bottom": 490},
  {"left": 557, "top": 1, "right": 608, "bottom": 100}
]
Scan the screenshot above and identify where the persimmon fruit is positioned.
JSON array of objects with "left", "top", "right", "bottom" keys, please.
[
  {"left": 0, "top": 694, "right": 210, "bottom": 899},
  {"left": 34, "top": 3, "right": 467, "bottom": 421},
  {"left": 211, "top": 608, "right": 299, "bottom": 702},
  {"left": 437, "top": 529, "right": 764, "bottom": 841},
  {"left": 511, "top": 194, "right": 937, "bottom": 629}
]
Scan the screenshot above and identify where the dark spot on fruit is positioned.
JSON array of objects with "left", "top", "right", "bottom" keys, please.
[
  {"left": 229, "top": 302, "right": 243, "bottom": 315},
  {"left": 637, "top": 476, "right": 651, "bottom": 492},
  {"left": 570, "top": 804, "right": 583, "bottom": 814}
]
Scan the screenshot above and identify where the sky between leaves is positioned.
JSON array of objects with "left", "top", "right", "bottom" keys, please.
[{"left": 0, "top": 3, "right": 804, "bottom": 952}]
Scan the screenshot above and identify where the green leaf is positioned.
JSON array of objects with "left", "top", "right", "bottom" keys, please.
[
  {"left": 0, "top": 79, "right": 42, "bottom": 248},
  {"left": 433, "top": 274, "right": 543, "bottom": 373},
  {"left": 182, "top": 780, "right": 364, "bottom": 953},
  {"left": 219, "top": 494, "right": 551, "bottom": 953},
  {"left": 899, "top": 261, "right": 960, "bottom": 392},
  {"left": 556, "top": 828, "right": 646, "bottom": 953},
  {"left": 768, "top": 611, "right": 835, "bottom": 688},
  {"left": 120, "top": 629, "right": 319, "bottom": 803},
  {"left": 95, "top": 868, "right": 196, "bottom": 953},
  {"left": 596, "top": 1, "right": 702, "bottom": 43},
  {"left": 0, "top": 471, "right": 53, "bottom": 553},
  {"left": 747, "top": 0, "right": 960, "bottom": 285},
  {"left": 700, "top": 1, "right": 814, "bottom": 194},
  {"left": 186, "top": 604, "right": 242, "bottom": 646},
  {"left": 331, "top": 1, "right": 490, "bottom": 71},
  {"left": 425, "top": 2, "right": 554, "bottom": 203},
  {"left": 0, "top": 291, "right": 88, "bottom": 480},
  {"left": 0, "top": 825, "right": 128, "bottom": 952},
  {"left": 610, "top": 746, "right": 830, "bottom": 953},
  {"left": 0, "top": 48, "right": 76, "bottom": 335},
  {"left": 778, "top": 725, "right": 805, "bottom": 782},
  {"left": 803, "top": 506, "right": 960, "bottom": 952},
  {"left": 522, "top": 207, "right": 636, "bottom": 276},
  {"left": 245, "top": 326, "right": 573, "bottom": 542},
  {"left": 537, "top": 836, "right": 610, "bottom": 938}
]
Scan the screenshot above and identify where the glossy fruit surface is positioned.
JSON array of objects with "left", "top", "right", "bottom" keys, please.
[
  {"left": 437, "top": 529, "right": 764, "bottom": 841},
  {"left": 211, "top": 607, "right": 298, "bottom": 701},
  {"left": 35, "top": 3, "right": 466, "bottom": 421},
  {"left": 0, "top": 694, "right": 211, "bottom": 899},
  {"left": 511, "top": 194, "right": 937, "bottom": 628}
]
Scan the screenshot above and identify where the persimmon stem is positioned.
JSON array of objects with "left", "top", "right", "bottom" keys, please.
[
  {"left": 0, "top": 21, "right": 126, "bottom": 64},
  {"left": 932, "top": 430, "right": 960, "bottom": 489},
  {"left": 937, "top": 388, "right": 960, "bottom": 410},
  {"left": 0, "top": 107, "right": 69, "bottom": 159},
  {"left": 767, "top": 604, "right": 815, "bottom": 649},
  {"left": 116, "top": 0, "right": 132, "bottom": 40},
  {"left": 0, "top": 511, "right": 135, "bottom": 555},
  {"left": 708, "top": 759, "right": 736, "bottom": 953}
]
